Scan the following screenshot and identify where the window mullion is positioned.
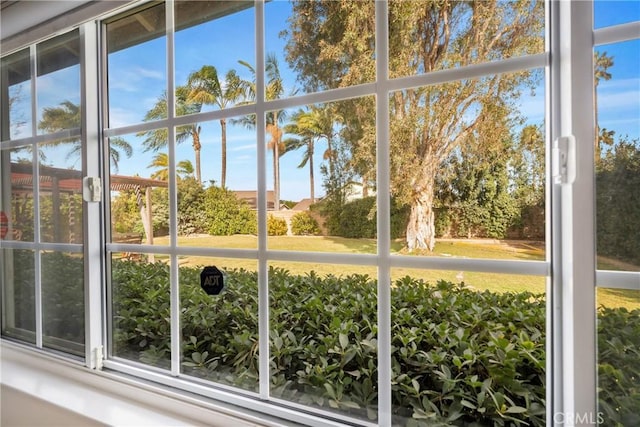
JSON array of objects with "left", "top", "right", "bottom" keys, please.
[
  {"left": 375, "top": 1, "right": 392, "bottom": 426},
  {"left": 30, "top": 43, "right": 43, "bottom": 349},
  {"left": 166, "top": 0, "right": 181, "bottom": 378},
  {"left": 81, "top": 21, "right": 104, "bottom": 368},
  {"left": 551, "top": 0, "right": 598, "bottom": 423},
  {"left": 255, "top": 0, "right": 270, "bottom": 401}
]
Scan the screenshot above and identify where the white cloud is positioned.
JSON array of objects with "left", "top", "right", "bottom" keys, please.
[
  {"left": 135, "top": 67, "right": 164, "bottom": 80},
  {"left": 109, "top": 67, "right": 164, "bottom": 93},
  {"left": 230, "top": 143, "right": 257, "bottom": 152},
  {"left": 598, "top": 77, "right": 640, "bottom": 110},
  {"left": 108, "top": 107, "right": 139, "bottom": 128},
  {"left": 598, "top": 90, "right": 640, "bottom": 110}
]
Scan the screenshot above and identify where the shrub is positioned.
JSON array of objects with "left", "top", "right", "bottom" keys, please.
[
  {"left": 177, "top": 178, "right": 207, "bottom": 235},
  {"left": 596, "top": 140, "right": 640, "bottom": 265},
  {"left": 267, "top": 215, "right": 288, "bottom": 236},
  {"left": 203, "top": 186, "right": 257, "bottom": 235},
  {"left": 597, "top": 307, "right": 640, "bottom": 426},
  {"left": 290, "top": 211, "right": 320, "bottom": 235},
  {"left": 324, "top": 196, "right": 409, "bottom": 239},
  {"left": 17, "top": 253, "right": 635, "bottom": 425}
]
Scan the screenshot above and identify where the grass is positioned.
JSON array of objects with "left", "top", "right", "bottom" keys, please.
[{"left": 152, "top": 234, "right": 638, "bottom": 310}]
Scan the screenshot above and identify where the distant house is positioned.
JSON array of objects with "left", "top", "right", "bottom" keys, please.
[
  {"left": 344, "top": 181, "right": 376, "bottom": 203},
  {"left": 233, "top": 190, "right": 277, "bottom": 210},
  {"left": 292, "top": 198, "right": 314, "bottom": 211}
]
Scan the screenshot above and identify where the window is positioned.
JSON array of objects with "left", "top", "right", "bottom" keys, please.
[
  {"left": 102, "top": 1, "right": 550, "bottom": 424},
  {"left": 593, "top": 4, "right": 640, "bottom": 425},
  {"left": 1, "top": 1, "right": 638, "bottom": 426},
  {"left": 1, "top": 30, "right": 84, "bottom": 357}
]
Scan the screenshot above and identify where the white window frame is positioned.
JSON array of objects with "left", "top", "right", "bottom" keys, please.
[
  {"left": 1, "top": 29, "right": 85, "bottom": 357},
  {"left": 1, "top": 1, "right": 639, "bottom": 426}
]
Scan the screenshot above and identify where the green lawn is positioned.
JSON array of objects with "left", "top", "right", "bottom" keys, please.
[{"left": 152, "top": 234, "right": 638, "bottom": 310}]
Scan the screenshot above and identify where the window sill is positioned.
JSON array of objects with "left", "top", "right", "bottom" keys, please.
[{"left": 0, "top": 341, "right": 288, "bottom": 427}]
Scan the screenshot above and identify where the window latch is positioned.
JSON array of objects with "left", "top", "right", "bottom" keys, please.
[
  {"left": 83, "top": 177, "right": 102, "bottom": 202},
  {"left": 93, "top": 346, "right": 104, "bottom": 370},
  {"left": 552, "top": 135, "right": 576, "bottom": 185}
]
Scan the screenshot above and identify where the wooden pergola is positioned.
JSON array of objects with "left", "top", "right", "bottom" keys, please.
[{"left": 6, "top": 162, "right": 167, "bottom": 245}]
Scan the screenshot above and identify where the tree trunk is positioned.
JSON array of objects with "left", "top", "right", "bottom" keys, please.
[
  {"left": 406, "top": 172, "right": 436, "bottom": 252},
  {"left": 220, "top": 118, "right": 227, "bottom": 188},
  {"left": 274, "top": 137, "right": 280, "bottom": 211},
  {"left": 192, "top": 130, "right": 202, "bottom": 184},
  {"left": 309, "top": 141, "right": 315, "bottom": 203}
]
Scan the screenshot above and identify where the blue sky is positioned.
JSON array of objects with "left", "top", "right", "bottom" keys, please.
[
  {"left": 7, "top": 1, "right": 640, "bottom": 202},
  {"left": 595, "top": 2, "right": 640, "bottom": 142}
]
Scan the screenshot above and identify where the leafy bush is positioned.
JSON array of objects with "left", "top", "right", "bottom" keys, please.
[
  {"left": 9, "top": 253, "right": 636, "bottom": 425},
  {"left": 177, "top": 178, "right": 207, "bottom": 235},
  {"left": 202, "top": 186, "right": 257, "bottom": 235},
  {"left": 108, "top": 261, "right": 639, "bottom": 425},
  {"left": 7, "top": 251, "right": 85, "bottom": 355},
  {"left": 290, "top": 211, "right": 321, "bottom": 235},
  {"left": 267, "top": 215, "right": 288, "bottom": 236},
  {"left": 324, "top": 196, "right": 409, "bottom": 239},
  {"left": 596, "top": 140, "right": 640, "bottom": 265},
  {"left": 597, "top": 307, "right": 640, "bottom": 426}
]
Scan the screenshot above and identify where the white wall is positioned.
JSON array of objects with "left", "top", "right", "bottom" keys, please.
[{"left": 1, "top": 385, "right": 106, "bottom": 427}]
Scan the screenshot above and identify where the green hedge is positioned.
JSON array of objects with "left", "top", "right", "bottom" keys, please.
[
  {"left": 109, "top": 260, "right": 640, "bottom": 426},
  {"left": 291, "top": 211, "right": 321, "bottom": 235},
  {"left": 267, "top": 215, "right": 288, "bottom": 236},
  {"left": 325, "top": 196, "right": 409, "bottom": 239}
]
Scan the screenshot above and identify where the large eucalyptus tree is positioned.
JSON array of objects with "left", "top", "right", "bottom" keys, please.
[{"left": 284, "top": 0, "right": 544, "bottom": 251}]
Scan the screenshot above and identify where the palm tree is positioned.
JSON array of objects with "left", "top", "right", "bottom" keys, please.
[
  {"left": 39, "top": 100, "right": 80, "bottom": 130},
  {"left": 139, "top": 86, "right": 203, "bottom": 183},
  {"left": 148, "top": 153, "right": 194, "bottom": 181},
  {"left": 38, "top": 100, "right": 132, "bottom": 171},
  {"left": 594, "top": 51, "right": 614, "bottom": 156},
  {"left": 283, "top": 106, "right": 336, "bottom": 203},
  {"left": 186, "top": 66, "right": 243, "bottom": 188},
  {"left": 236, "top": 53, "right": 288, "bottom": 210}
]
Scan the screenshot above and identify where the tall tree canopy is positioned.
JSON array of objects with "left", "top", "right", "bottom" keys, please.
[
  {"left": 236, "top": 54, "right": 288, "bottom": 210},
  {"left": 284, "top": 0, "right": 543, "bottom": 251},
  {"left": 139, "top": 86, "right": 203, "bottom": 183},
  {"left": 187, "top": 66, "right": 243, "bottom": 188},
  {"left": 38, "top": 100, "right": 132, "bottom": 171}
]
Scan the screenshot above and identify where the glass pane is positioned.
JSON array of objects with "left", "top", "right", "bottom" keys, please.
[
  {"left": 595, "top": 41, "right": 640, "bottom": 271},
  {"left": 2, "top": 147, "right": 34, "bottom": 242},
  {"left": 390, "top": 269, "right": 546, "bottom": 425},
  {"left": 269, "top": 97, "right": 377, "bottom": 253},
  {"left": 38, "top": 143, "right": 83, "bottom": 244},
  {"left": 595, "top": 38, "right": 640, "bottom": 426},
  {"left": 175, "top": 0, "right": 254, "bottom": 115},
  {"left": 42, "top": 251, "right": 85, "bottom": 356},
  {"left": 1, "top": 48, "right": 32, "bottom": 140},
  {"left": 269, "top": 261, "right": 378, "bottom": 422},
  {"left": 268, "top": 0, "right": 375, "bottom": 96},
  {"left": 109, "top": 132, "right": 165, "bottom": 247},
  {"left": 170, "top": 116, "right": 257, "bottom": 248},
  {"left": 106, "top": 3, "right": 167, "bottom": 127},
  {"left": 597, "top": 286, "right": 640, "bottom": 426},
  {"left": 1, "top": 249, "right": 35, "bottom": 344},
  {"left": 595, "top": 1, "right": 640, "bottom": 29},
  {"left": 36, "top": 30, "right": 81, "bottom": 135},
  {"left": 110, "top": 252, "right": 171, "bottom": 369},
  {"left": 389, "top": 71, "right": 546, "bottom": 257},
  {"left": 388, "top": 0, "right": 544, "bottom": 79},
  {"left": 180, "top": 256, "right": 258, "bottom": 392}
]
